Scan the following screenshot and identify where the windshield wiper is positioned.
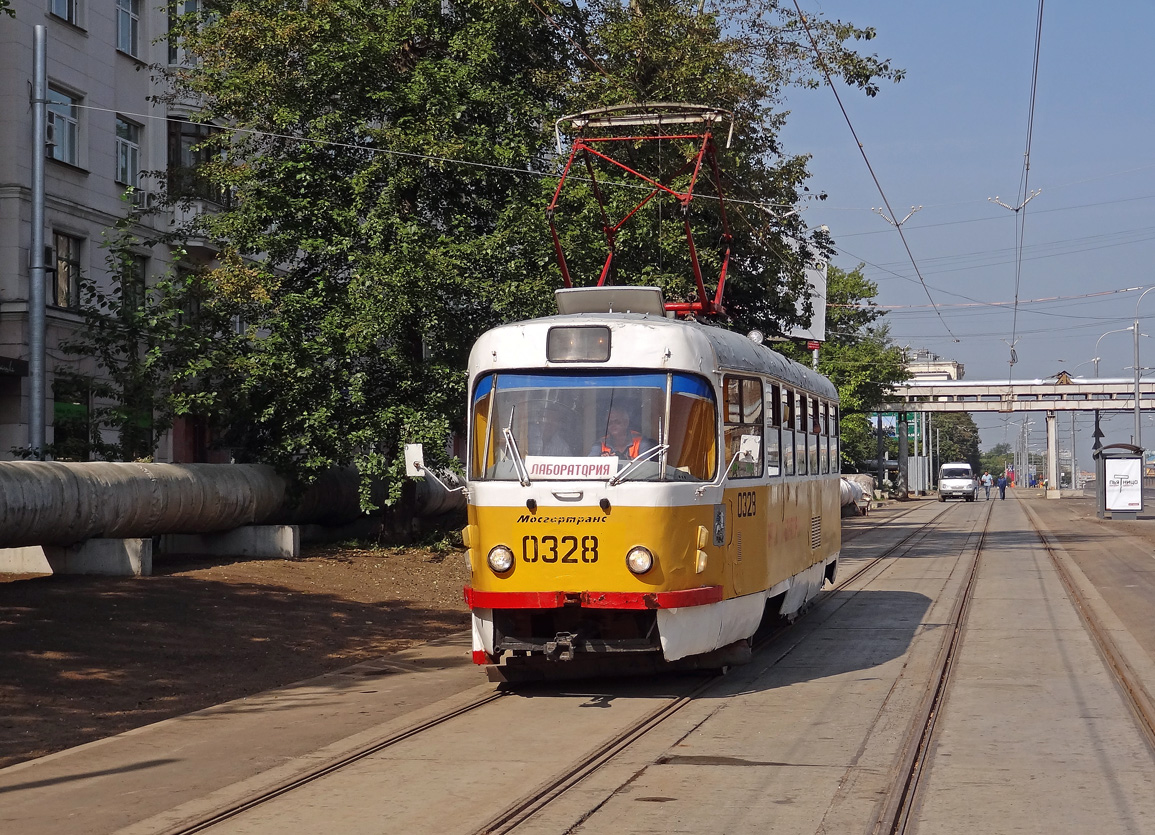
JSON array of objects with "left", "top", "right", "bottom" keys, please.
[
  {"left": 608, "top": 443, "right": 669, "bottom": 486},
  {"left": 501, "top": 409, "right": 531, "bottom": 486}
]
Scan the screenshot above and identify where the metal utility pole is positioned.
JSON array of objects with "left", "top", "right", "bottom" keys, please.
[
  {"left": 29, "top": 26, "right": 47, "bottom": 457},
  {"left": 1070, "top": 412, "right": 1077, "bottom": 489},
  {"left": 1134, "top": 287, "right": 1155, "bottom": 450},
  {"left": 896, "top": 418, "right": 908, "bottom": 499},
  {"left": 876, "top": 412, "right": 884, "bottom": 495}
]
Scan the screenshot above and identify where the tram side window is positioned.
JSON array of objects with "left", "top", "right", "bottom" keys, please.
[
  {"left": 813, "top": 399, "right": 822, "bottom": 475},
  {"left": 724, "top": 376, "right": 763, "bottom": 478},
  {"left": 796, "top": 395, "right": 808, "bottom": 475},
  {"left": 832, "top": 405, "right": 840, "bottom": 472},
  {"left": 819, "top": 402, "right": 830, "bottom": 474},
  {"left": 781, "top": 389, "right": 795, "bottom": 475},
  {"left": 765, "top": 383, "right": 781, "bottom": 476}
]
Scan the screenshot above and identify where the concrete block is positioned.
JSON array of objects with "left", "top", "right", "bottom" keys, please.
[
  {"left": 159, "top": 525, "right": 299, "bottom": 559},
  {"left": 0, "top": 545, "right": 53, "bottom": 574},
  {"left": 44, "top": 539, "right": 153, "bottom": 576}
]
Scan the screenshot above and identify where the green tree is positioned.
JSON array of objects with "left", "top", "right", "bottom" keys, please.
[
  {"left": 934, "top": 412, "right": 981, "bottom": 472},
  {"left": 981, "top": 442, "right": 1012, "bottom": 476},
  {"left": 56, "top": 202, "right": 238, "bottom": 461},
  {"left": 164, "top": 0, "right": 574, "bottom": 502},
  {"left": 159, "top": 0, "right": 901, "bottom": 504}
]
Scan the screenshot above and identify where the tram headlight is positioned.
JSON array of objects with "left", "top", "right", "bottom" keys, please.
[
  {"left": 487, "top": 545, "right": 515, "bottom": 574},
  {"left": 626, "top": 546, "right": 654, "bottom": 575}
]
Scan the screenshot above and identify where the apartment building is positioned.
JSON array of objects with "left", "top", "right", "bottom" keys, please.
[
  {"left": 0, "top": 1, "right": 215, "bottom": 462},
  {"left": 905, "top": 347, "right": 964, "bottom": 381}
]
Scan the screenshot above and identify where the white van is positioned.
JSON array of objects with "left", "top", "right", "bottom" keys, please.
[{"left": 939, "top": 462, "right": 978, "bottom": 502}]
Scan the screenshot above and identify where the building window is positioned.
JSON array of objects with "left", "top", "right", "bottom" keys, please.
[
  {"left": 47, "top": 88, "right": 80, "bottom": 167},
  {"left": 116, "top": 0, "right": 140, "bottom": 57},
  {"left": 53, "top": 232, "right": 83, "bottom": 309},
  {"left": 174, "top": 267, "right": 204, "bottom": 327},
  {"left": 167, "top": 118, "right": 228, "bottom": 204},
  {"left": 53, "top": 376, "right": 92, "bottom": 462},
  {"left": 120, "top": 255, "right": 147, "bottom": 317},
  {"left": 115, "top": 118, "right": 141, "bottom": 186},
  {"left": 50, "top": 0, "right": 80, "bottom": 26},
  {"left": 168, "top": 0, "right": 201, "bottom": 65}
]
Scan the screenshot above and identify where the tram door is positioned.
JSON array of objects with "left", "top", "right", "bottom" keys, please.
[{"left": 723, "top": 375, "right": 766, "bottom": 595}]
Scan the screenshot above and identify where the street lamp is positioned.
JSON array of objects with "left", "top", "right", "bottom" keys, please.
[
  {"left": 1094, "top": 325, "right": 1135, "bottom": 455},
  {"left": 1135, "top": 287, "right": 1155, "bottom": 448},
  {"left": 1095, "top": 326, "right": 1134, "bottom": 378}
]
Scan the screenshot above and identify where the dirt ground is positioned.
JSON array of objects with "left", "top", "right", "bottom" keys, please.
[{"left": 0, "top": 542, "right": 472, "bottom": 770}]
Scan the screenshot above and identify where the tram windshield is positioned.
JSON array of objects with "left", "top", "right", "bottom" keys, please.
[{"left": 471, "top": 371, "right": 717, "bottom": 482}]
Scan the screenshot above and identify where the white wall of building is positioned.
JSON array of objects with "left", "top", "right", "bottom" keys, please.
[{"left": 1, "top": 2, "right": 194, "bottom": 460}]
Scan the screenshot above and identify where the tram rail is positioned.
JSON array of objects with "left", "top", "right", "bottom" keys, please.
[
  {"left": 871, "top": 500, "right": 992, "bottom": 834},
  {"left": 155, "top": 500, "right": 977, "bottom": 835},
  {"left": 159, "top": 691, "right": 508, "bottom": 835},
  {"left": 1021, "top": 501, "right": 1155, "bottom": 753}
]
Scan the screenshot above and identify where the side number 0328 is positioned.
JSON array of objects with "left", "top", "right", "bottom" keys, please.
[{"left": 522, "top": 535, "right": 599, "bottom": 564}]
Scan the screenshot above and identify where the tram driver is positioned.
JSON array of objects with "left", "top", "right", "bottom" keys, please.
[{"left": 590, "top": 405, "right": 657, "bottom": 460}]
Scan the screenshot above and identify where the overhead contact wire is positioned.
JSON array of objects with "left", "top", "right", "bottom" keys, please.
[
  {"left": 1007, "top": 0, "right": 1046, "bottom": 382},
  {"left": 790, "top": 0, "right": 958, "bottom": 342}
]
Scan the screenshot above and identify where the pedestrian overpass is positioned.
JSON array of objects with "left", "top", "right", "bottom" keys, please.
[{"left": 876, "top": 375, "right": 1155, "bottom": 498}]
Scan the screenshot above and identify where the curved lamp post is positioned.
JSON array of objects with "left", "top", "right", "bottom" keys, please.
[
  {"left": 1135, "top": 287, "right": 1155, "bottom": 449},
  {"left": 1092, "top": 326, "right": 1135, "bottom": 455},
  {"left": 1095, "top": 326, "right": 1134, "bottom": 378}
]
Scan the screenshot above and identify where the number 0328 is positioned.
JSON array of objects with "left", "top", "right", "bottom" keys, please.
[{"left": 522, "top": 535, "right": 599, "bottom": 564}]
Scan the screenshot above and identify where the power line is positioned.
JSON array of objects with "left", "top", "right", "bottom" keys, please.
[
  {"left": 999, "top": 0, "right": 1047, "bottom": 375},
  {"left": 789, "top": 0, "right": 957, "bottom": 342}
]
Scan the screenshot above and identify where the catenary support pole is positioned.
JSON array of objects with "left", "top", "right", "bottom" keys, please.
[{"left": 29, "top": 26, "right": 47, "bottom": 458}]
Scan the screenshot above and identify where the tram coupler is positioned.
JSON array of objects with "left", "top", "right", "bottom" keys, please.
[{"left": 544, "top": 632, "right": 580, "bottom": 662}]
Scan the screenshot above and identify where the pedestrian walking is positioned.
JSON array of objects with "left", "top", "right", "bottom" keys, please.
[
  {"left": 997, "top": 473, "right": 1007, "bottom": 500},
  {"left": 981, "top": 471, "right": 993, "bottom": 500}
]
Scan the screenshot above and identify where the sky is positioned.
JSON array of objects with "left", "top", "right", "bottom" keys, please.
[{"left": 776, "top": 0, "right": 1155, "bottom": 468}]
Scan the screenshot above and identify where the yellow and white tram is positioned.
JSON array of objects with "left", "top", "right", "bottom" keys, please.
[{"left": 462, "top": 287, "right": 841, "bottom": 674}]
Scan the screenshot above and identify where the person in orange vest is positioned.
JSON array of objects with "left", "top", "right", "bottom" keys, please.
[{"left": 590, "top": 406, "right": 655, "bottom": 459}]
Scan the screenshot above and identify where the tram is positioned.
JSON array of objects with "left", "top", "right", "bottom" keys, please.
[{"left": 461, "top": 285, "right": 841, "bottom": 676}]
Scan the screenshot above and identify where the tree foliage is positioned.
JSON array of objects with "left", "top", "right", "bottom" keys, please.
[
  {"left": 933, "top": 412, "right": 981, "bottom": 472},
  {"left": 778, "top": 264, "right": 907, "bottom": 469},
  {"left": 55, "top": 204, "right": 234, "bottom": 461},
  {"left": 154, "top": 0, "right": 901, "bottom": 500},
  {"left": 980, "top": 442, "right": 1012, "bottom": 476}
]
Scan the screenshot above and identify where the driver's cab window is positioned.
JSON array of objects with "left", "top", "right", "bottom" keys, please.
[{"left": 724, "top": 375, "right": 763, "bottom": 478}]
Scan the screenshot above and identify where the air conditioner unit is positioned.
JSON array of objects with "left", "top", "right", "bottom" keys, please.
[
  {"left": 44, "top": 114, "right": 57, "bottom": 151},
  {"left": 130, "top": 189, "right": 154, "bottom": 209}
]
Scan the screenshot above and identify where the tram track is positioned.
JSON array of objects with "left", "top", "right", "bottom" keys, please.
[
  {"left": 871, "top": 499, "right": 993, "bottom": 835},
  {"left": 475, "top": 502, "right": 973, "bottom": 834},
  {"left": 1021, "top": 501, "right": 1155, "bottom": 754},
  {"left": 836, "top": 500, "right": 959, "bottom": 589},
  {"left": 158, "top": 502, "right": 970, "bottom": 835},
  {"left": 158, "top": 690, "right": 509, "bottom": 835},
  {"left": 871, "top": 492, "right": 1155, "bottom": 834},
  {"left": 840, "top": 498, "right": 948, "bottom": 545}
]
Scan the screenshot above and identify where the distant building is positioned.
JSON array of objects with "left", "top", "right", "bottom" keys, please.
[
  {"left": 905, "top": 348, "right": 964, "bottom": 381},
  {"left": 1, "top": 2, "right": 218, "bottom": 462}
]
